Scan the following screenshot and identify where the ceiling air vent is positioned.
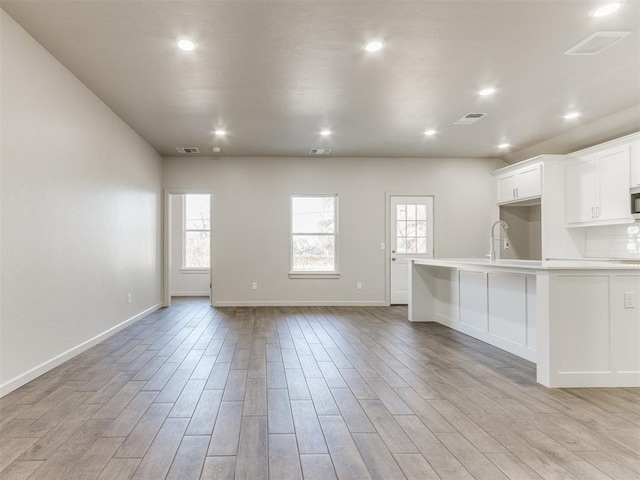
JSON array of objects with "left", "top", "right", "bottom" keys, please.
[
  {"left": 565, "top": 31, "right": 630, "bottom": 55},
  {"left": 176, "top": 147, "right": 199, "bottom": 154},
  {"left": 309, "top": 148, "right": 332, "bottom": 155},
  {"left": 454, "top": 113, "right": 487, "bottom": 125}
]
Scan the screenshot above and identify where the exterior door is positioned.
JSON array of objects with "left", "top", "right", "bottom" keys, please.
[{"left": 390, "top": 196, "right": 434, "bottom": 304}]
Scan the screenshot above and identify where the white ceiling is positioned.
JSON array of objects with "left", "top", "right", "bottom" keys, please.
[{"left": 2, "top": 0, "right": 639, "bottom": 159}]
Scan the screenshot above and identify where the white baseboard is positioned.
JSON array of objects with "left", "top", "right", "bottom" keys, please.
[
  {"left": 171, "top": 292, "right": 210, "bottom": 297},
  {"left": 212, "top": 300, "right": 389, "bottom": 307},
  {"left": 0, "top": 302, "right": 163, "bottom": 398},
  {"left": 551, "top": 371, "right": 640, "bottom": 388}
]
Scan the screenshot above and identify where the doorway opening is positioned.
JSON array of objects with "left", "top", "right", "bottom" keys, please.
[
  {"left": 388, "top": 195, "right": 434, "bottom": 305},
  {"left": 163, "top": 191, "right": 213, "bottom": 307}
]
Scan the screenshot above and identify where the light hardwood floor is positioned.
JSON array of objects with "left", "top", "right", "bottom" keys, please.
[{"left": 1, "top": 297, "right": 639, "bottom": 479}]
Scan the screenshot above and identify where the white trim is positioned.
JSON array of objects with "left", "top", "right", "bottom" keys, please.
[
  {"left": 551, "top": 371, "right": 640, "bottom": 388},
  {"left": 0, "top": 303, "right": 163, "bottom": 398},
  {"left": 386, "top": 193, "right": 435, "bottom": 305},
  {"left": 171, "top": 291, "right": 211, "bottom": 296},
  {"left": 180, "top": 268, "right": 210, "bottom": 274},
  {"left": 213, "top": 300, "right": 388, "bottom": 307},
  {"left": 163, "top": 188, "right": 214, "bottom": 308},
  {"left": 288, "top": 272, "right": 341, "bottom": 279},
  {"left": 569, "top": 131, "right": 639, "bottom": 158}
]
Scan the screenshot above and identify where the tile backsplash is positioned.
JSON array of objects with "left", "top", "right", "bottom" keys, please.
[{"left": 585, "top": 223, "right": 640, "bottom": 259}]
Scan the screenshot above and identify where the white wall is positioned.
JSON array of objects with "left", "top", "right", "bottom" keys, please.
[
  {"left": 0, "top": 10, "right": 163, "bottom": 395},
  {"left": 170, "top": 194, "right": 210, "bottom": 296},
  {"left": 163, "top": 155, "right": 505, "bottom": 306}
]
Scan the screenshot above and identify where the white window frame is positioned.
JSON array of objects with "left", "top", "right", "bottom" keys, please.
[
  {"left": 289, "top": 194, "right": 340, "bottom": 279},
  {"left": 182, "top": 194, "right": 211, "bottom": 273}
]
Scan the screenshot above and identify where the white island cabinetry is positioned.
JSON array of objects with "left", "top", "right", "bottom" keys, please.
[
  {"left": 452, "top": 270, "right": 536, "bottom": 362},
  {"left": 409, "top": 258, "right": 640, "bottom": 388}
]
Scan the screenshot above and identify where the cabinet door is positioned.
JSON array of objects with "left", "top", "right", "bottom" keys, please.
[
  {"left": 565, "top": 157, "right": 598, "bottom": 224},
  {"left": 497, "top": 174, "right": 516, "bottom": 203},
  {"left": 515, "top": 164, "right": 542, "bottom": 200},
  {"left": 597, "top": 145, "right": 631, "bottom": 221},
  {"left": 630, "top": 141, "right": 640, "bottom": 188}
]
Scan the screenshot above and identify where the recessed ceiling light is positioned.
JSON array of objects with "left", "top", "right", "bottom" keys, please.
[
  {"left": 498, "top": 143, "right": 510, "bottom": 149},
  {"left": 364, "top": 40, "right": 384, "bottom": 52},
  {"left": 478, "top": 87, "right": 497, "bottom": 96},
  {"left": 423, "top": 129, "right": 437, "bottom": 136},
  {"left": 214, "top": 129, "right": 227, "bottom": 136},
  {"left": 590, "top": 3, "right": 622, "bottom": 17},
  {"left": 178, "top": 39, "right": 196, "bottom": 51},
  {"left": 320, "top": 129, "right": 332, "bottom": 136},
  {"left": 564, "top": 111, "right": 581, "bottom": 120}
]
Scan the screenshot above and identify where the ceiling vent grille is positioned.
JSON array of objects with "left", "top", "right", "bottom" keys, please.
[
  {"left": 309, "top": 148, "right": 332, "bottom": 155},
  {"left": 454, "top": 113, "right": 487, "bottom": 125},
  {"left": 564, "top": 31, "right": 630, "bottom": 55},
  {"left": 176, "top": 147, "right": 199, "bottom": 154}
]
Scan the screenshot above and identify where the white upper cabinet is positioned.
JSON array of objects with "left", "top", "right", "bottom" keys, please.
[
  {"left": 630, "top": 141, "right": 640, "bottom": 188},
  {"left": 565, "top": 156, "right": 598, "bottom": 224},
  {"left": 496, "top": 163, "right": 542, "bottom": 204},
  {"left": 565, "top": 144, "right": 632, "bottom": 226}
]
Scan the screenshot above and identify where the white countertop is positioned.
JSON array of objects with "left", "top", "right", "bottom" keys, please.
[{"left": 410, "top": 257, "right": 640, "bottom": 270}]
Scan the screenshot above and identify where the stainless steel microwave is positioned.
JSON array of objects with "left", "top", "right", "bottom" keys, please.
[{"left": 632, "top": 188, "right": 640, "bottom": 214}]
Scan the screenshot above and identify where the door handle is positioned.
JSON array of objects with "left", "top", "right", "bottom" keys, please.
[
  {"left": 392, "top": 257, "right": 397, "bottom": 261},
  {"left": 392, "top": 250, "right": 396, "bottom": 254}
]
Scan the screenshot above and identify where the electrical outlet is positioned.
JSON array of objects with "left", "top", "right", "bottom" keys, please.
[
  {"left": 251, "top": 282, "right": 258, "bottom": 290},
  {"left": 624, "top": 291, "right": 636, "bottom": 309},
  {"left": 127, "top": 293, "right": 132, "bottom": 304},
  {"left": 357, "top": 282, "right": 362, "bottom": 290},
  {"left": 380, "top": 242, "right": 385, "bottom": 250}
]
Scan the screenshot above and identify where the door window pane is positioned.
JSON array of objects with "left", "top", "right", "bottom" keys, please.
[
  {"left": 417, "top": 237, "right": 427, "bottom": 253},
  {"left": 395, "top": 202, "right": 430, "bottom": 256}
]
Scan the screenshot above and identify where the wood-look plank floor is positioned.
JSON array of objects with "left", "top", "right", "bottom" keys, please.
[{"left": 1, "top": 297, "right": 639, "bottom": 479}]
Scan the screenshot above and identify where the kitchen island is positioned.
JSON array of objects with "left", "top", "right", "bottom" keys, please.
[{"left": 408, "top": 258, "right": 640, "bottom": 387}]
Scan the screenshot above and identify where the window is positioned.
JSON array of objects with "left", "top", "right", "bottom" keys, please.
[
  {"left": 183, "top": 194, "right": 210, "bottom": 270},
  {"left": 395, "top": 203, "right": 429, "bottom": 254},
  {"left": 290, "top": 195, "right": 338, "bottom": 275}
]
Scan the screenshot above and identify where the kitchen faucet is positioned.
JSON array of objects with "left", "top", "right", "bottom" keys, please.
[{"left": 487, "top": 220, "right": 510, "bottom": 262}]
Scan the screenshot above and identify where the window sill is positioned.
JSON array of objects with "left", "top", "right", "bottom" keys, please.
[
  {"left": 288, "top": 272, "right": 341, "bottom": 279},
  {"left": 180, "top": 269, "right": 210, "bottom": 274}
]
